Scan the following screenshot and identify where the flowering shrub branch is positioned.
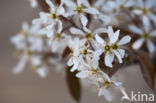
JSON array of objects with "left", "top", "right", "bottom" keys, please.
[{"left": 11, "top": 0, "right": 156, "bottom": 102}]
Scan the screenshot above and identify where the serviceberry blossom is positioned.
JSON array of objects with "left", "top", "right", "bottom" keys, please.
[
  {"left": 129, "top": 24, "right": 156, "bottom": 54},
  {"left": 29, "top": 0, "right": 38, "bottom": 8},
  {"left": 63, "top": 0, "right": 99, "bottom": 26},
  {"left": 132, "top": 0, "right": 156, "bottom": 27},
  {"left": 11, "top": 0, "right": 156, "bottom": 102},
  {"left": 95, "top": 26, "right": 131, "bottom": 68}
]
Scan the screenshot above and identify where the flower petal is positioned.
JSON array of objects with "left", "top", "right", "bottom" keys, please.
[
  {"left": 36, "top": 66, "right": 48, "bottom": 78},
  {"left": 118, "top": 36, "right": 131, "bottom": 45},
  {"left": 80, "top": 14, "right": 88, "bottom": 27},
  {"left": 98, "top": 87, "right": 113, "bottom": 102},
  {"left": 76, "top": 71, "right": 87, "bottom": 78},
  {"left": 110, "top": 30, "right": 120, "bottom": 44},
  {"left": 70, "top": 27, "right": 84, "bottom": 35},
  {"left": 147, "top": 40, "right": 155, "bottom": 54},
  {"left": 94, "top": 28, "right": 107, "bottom": 34},
  {"left": 46, "top": 0, "right": 54, "bottom": 10},
  {"left": 113, "top": 50, "right": 122, "bottom": 63},
  {"left": 132, "top": 38, "right": 144, "bottom": 50},
  {"left": 118, "top": 49, "right": 125, "bottom": 58},
  {"left": 151, "top": 30, "right": 156, "bottom": 37},
  {"left": 105, "top": 52, "right": 114, "bottom": 68},
  {"left": 95, "top": 34, "right": 105, "bottom": 45},
  {"left": 84, "top": 7, "right": 99, "bottom": 14},
  {"left": 57, "top": 6, "right": 65, "bottom": 15},
  {"left": 129, "top": 25, "right": 143, "bottom": 34}
]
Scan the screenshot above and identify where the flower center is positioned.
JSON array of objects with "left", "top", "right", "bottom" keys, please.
[
  {"left": 143, "top": 32, "right": 150, "bottom": 39},
  {"left": 143, "top": 8, "right": 148, "bottom": 15},
  {"left": 104, "top": 45, "right": 111, "bottom": 51},
  {"left": 51, "top": 13, "right": 57, "bottom": 19},
  {"left": 76, "top": 6, "right": 83, "bottom": 13},
  {"left": 54, "top": 33, "right": 62, "bottom": 40},
  {"left": 90, "top": 68, "right": 98, "bottom": 74},
  {"left": 119, "top": 4, "right": 124, "bottom": 9},
  {"left": 104, "top": 81, "right": 111, "bottom": 88},
  {"left": 111, "top": 44, "right": 119, "bottom": 50},
  {"left": 85, "top": 32, "right": 93, "bottom": 40},
  {"left": 81, "top": 49, "right": 88, "bottom": 55}
]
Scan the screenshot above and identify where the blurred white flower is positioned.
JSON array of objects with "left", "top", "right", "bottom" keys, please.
[
  {"left": 129, "top": 24, "right": 156, "bottom": 54},
  {"left": 132, "top": 0, "right": 156, "bottom": 27},
  {"left": 70, "top": 26, "right": 107, "bottom": 40},
  {"left": 63, "top": 0, "right": 99, "bottom": 26},
  {"left": 95, "top": 26, "right": 131, "bottom": 68},
  {"left": 28, "top": 0, "right": 38, "bottom": 8}
]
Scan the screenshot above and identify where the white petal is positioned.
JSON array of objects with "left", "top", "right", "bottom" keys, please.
[
  {"left": 22, "top": 22, "right": 29, "bottom": 31},
  {"left": 57, "top": 6, "right": 65, "bottom": 15},
  {"left": 105, "top": 52, "right": 114, "bottom": 68},
  {"left": 82, "top": 0, "right": 90, "bottom": 7},
  {"left": 84, "top": 8, "right": 99, "bottom": 14},
  {"left": 37, "top": 66, "right": 48, "bottom": 78},
  {"left": 46, "top": 0, "right": 54, "bottom": 10},
  {"left": 30, "top": 0, "right": 38, "bottom": 8},
  {"left": 113, "top": 81, "right": 122, "bottom": 87},
  {"left": 70, "top": 62, "right": 78, "bottom": 72},
  {"left": 62, "top": 0, "right": 76, "bottom": 7},
  {"left": 142, "top": 15, "right": 150, "bottom": 32},
  {"left": 151, "top": 30, "right": 156, "bottom": 37},
  {"left": 147, "top": 40, "right": 155, "bottom": 54},
  {"left": 76, "top": 71, "right": 87, "bottom": 78},
  {"left": 133, "top": 9, "right": 143, "bottom": 15},
  {"left": 129, "top": 25, "right": 143, "bottom": 34},
  {"left": 107, "top": 26, "right": 114, "bottom": 41},
  {"left": 95, "top": 34, "right": 105, "bottom": 45},
  {"left": 13, "top": 53, "right": 28, "bottom": 74},
  {"left": 113, "top": 50, "right": 122, "bottom": 63},
  {"left": 57, "top": 20, "right": 63, "bottom": 33},
  {"left": 80, "top": 14, "right": 88, "bottom": 27},
  {"left": 98, "top": 87, "right": 113, "bottom": 102},
  {"left": 63, "top": 12, "right": 75, "bottom": 17},
  {"left": 118, "top": 36, "right": 131, "bottom": 45},
  {"left": 132, "top": 38, "right": 144, "bottom": 49},
  {"left": 94, "top": 28, "right": 107, "bottom": 34},
  {"left": 118, "top": 49, "right": 125, "bottom": 58},
  {"left": 83, "top": 26, "right": 91, "bottom": 33},
  {"left": 77, "top": 0, "right": 83, "bottom": 6},
  {"left": 67, "top": 58, "right": 73, "bottom": 66},
  {"left": 70, "top": 27, "right": 84, "bottom": 35},
  {"left": 110, "top": 30, "right": 120, "bottom": 44}
]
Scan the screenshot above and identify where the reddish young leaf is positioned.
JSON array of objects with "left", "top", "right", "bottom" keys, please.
[
  {"left": 66, "top": 66, "right": 81, "bottom": 102},
  {"left": 135, "top": 51, "right": 155, "bottom": 91}
]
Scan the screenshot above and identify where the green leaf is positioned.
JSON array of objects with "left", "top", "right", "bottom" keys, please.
[
  {"left": 135, "top": 51, "right": 155, "bottom": 90},
  {"left": 66, "top": 66, "right": 81, "bottom": 102}
]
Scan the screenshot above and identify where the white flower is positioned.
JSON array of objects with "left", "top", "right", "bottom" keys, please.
[
  {"left": 67, "top": 38, "right": 81, "bottom": 72},
  {"left": 36, "top": 0, "right": 65, "bottom": 33},
  {"left": 13, "top": 52, "right": 28, "bottom": 74},
  {"left": 36, "top": 65, "right": 48, "bottom": 78},
  {"left": 76, "top": 52, "right": 101, "bottom": 79},
  {"left": 129, "top": 24, "right": 156, "bottom": 54},
  {"left": 28, "top": 0, "right": 38, "bottom": 8},
  {"left": 95, "top": 26, "right": 131, "bottom": 68},
  {"left": 67, "top": 38, "right": 96, "bottom": 72},
  {"left": 132, "top": 0, "right": 156, "bottom": 27},
  {"left": 63, "top": 0, "right": 99, "bottom": 26},
  {"left": 11, "top": 22, "right": 29, "bottom": 50},
  {"left": 70, "top": 26, "right": 107, "bottom": 40}
]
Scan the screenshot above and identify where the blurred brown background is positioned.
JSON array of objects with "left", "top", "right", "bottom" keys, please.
[{"left": 0, "top": 0, "right": 155, "bottom": 103}]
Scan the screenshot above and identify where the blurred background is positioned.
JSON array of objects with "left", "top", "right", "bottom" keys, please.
[{"left": 0, "top": 0, "right": 155, "bottom": 103}]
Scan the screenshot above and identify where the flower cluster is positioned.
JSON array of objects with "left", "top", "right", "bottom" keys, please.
[{"left": 11, "top": 0, "right": 156, "bottom": 102}]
